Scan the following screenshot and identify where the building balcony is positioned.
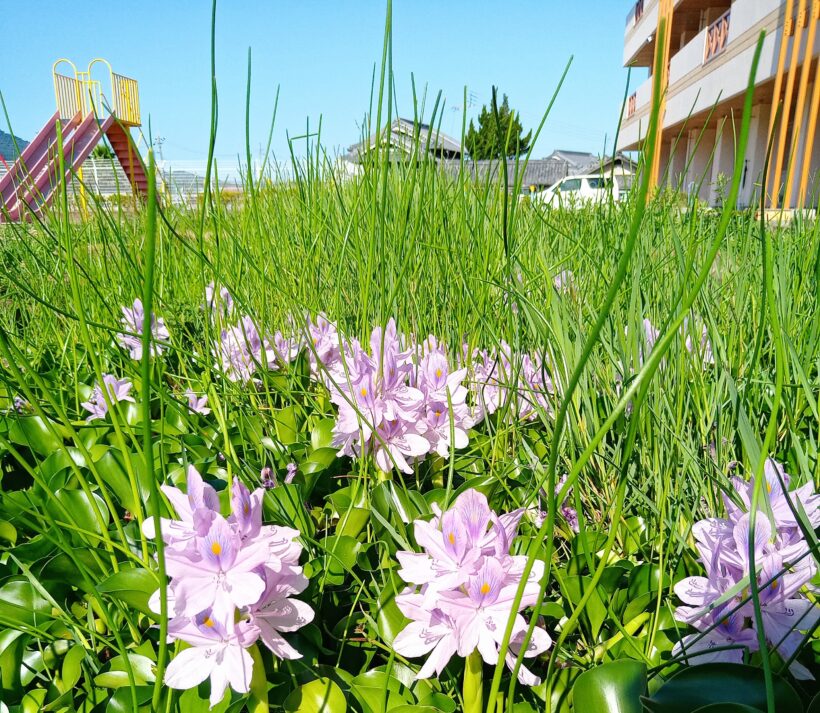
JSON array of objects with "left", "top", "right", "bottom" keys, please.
[
  {"left": 624, "top": 0, "right": 659, "bottom": 66},
  {"left": 620, "top": 75, "right": 654, "bottom": 150}
]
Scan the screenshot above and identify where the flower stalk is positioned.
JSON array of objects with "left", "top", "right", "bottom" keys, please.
[{"left": 464, "top": 649, "right": 483, "bottom": 713}]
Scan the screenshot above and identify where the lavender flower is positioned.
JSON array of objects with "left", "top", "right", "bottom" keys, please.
[
  {"left": 81, "top": 375, "right": 135, "bottom": 422},
  {"left": 215, "top": 316, "right": 277, "bottom": 383},
  {"left": 116, "top": 298, "right": 169, "bottom": 360},
  {"left": 185, "top": 388, "right": 210, "bottom": 416},
  {"left": 393, "top": 490, "right": 551, "bottom": 685},
  {"left": 261, "top": 466, "right": 276, "bottom": 489},
  {"left": 205, "top": 282, "right": 234, "bottom": 320},
  {"left": 285, "top": 462, "right": 298, "bottom": 484},
  {"left": 674, "top": 459, "right": 820, "bottom": 679},
  {"left": 145, "top": 468, "right": 313, "bottom": 707}
]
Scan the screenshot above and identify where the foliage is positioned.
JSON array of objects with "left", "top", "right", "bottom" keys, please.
[{"left": 465, "top": 93, "right": 532, "bottom": 159}]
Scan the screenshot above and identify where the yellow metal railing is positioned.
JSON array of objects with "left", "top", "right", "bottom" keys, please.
[{"left": 52, "top": 58, "right": 141, "bottom": 127}]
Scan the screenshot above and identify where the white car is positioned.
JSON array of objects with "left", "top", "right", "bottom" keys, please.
[{"left": 531, "top": 174, "right": 620, "bottom": 208}]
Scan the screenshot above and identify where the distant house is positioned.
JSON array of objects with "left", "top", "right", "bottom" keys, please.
[
  {"left": 341, "top": 118, "right": 636, "bottom": 192},
  {"left": 344, "top": 117, "right": 463, "bottom": 164}
]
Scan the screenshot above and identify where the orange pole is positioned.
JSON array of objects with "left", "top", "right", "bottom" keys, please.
[
  {"left": 797, "top": 0, "right": 820, "bottom": 208},
  {"left": 649, "top": 0, "right": 673, "bottom": 191},
  {"left": 767, "top": 0, "right": 795, "bottom": 207},
  {"left": 785, "top": 0, "right": 818, "bottom": 207},
  {"left": 771, "top": 0, "right": 807, "bottom": 208}
]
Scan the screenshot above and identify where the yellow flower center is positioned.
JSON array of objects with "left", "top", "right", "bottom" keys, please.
[
  {"left": 766, "top": 481, "right": 772, "bottom": 493},
  {"left": 204, "top": 617, "right": 215, "bottom": 628},
  {"left": 771, "top": 578, "right": 779, "bottom": 590},
  {"left": 434, "top": 410, "right": 441, "bottom": 418},
  {"left": 480, "top": 582, "right": 491, "bottom": 595},
  {"left": 448, "top": 532, "right": 455, "bottom": 545},
  {"left": 435, "top": 368, "right": 442, "bottom": 378},
  {"left": 211, "top": 542, "right": 222, "bottom": 556},
  {"left": 360, "top": 387, "right": 368, "bottom": 398}
]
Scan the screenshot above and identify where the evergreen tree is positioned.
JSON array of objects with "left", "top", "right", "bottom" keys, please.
[{"left": 465, "top": 92, "right": 532, "bottom": 160}]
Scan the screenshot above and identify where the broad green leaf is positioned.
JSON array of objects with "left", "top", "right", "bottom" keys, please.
[
  {"left": 0, "top": 579, "right": 52, "bottom": 629},
  {"left": 571, "top": 659, "right": 646, "bottom": 713},
  {"left": 96, "top": 567, "right": 159, "bottom": 616},
  {"left": 8, "top": 416, "right": 63, "bottom": 456},
  {"left": 0, "top": 520, "right": 17, "bottom": 545},
  {"left": 60, "top": 644, "right": 86, "bottom": 690},
  {"left": 106, "top": 685, "right": 153, "bottom": 713},
  {"left": 284, "top": 677, "right": 347, "bottom": 712},
  {"left": 691, "top": 705, "right": 764, "bottom": 712},
  {"left": 641, "top": 663, "right": 803, "bottom": 713}
]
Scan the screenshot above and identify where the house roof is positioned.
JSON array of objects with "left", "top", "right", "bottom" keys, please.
[
  {"left": 346, "top": 117, "right": 462, "bottom": 162},
  {"left": 0, "top": 129, "right": 29, "bottom": 163}
]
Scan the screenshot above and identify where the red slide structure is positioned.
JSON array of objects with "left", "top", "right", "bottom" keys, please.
[{"left": 0, "top": 58, "right": 146, "bottom": 223}]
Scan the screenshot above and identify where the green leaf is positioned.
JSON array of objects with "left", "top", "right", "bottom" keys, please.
[
  {"left": 0, "top": 579, "right": 52, "bottom": 629},
  {"left": 348, "top": 670, "right": 412, "bottom": 713},
  {"left": 275, "top": 406, "right": 300, "bottom": 445},
  {"left": 641, "top": 663, "right": 803, "bottom": 713},
  {"left": 47, "top": 488, "right": 109, "bottom": 537},
  {"left": 284, "top": 677, "right": 347, "bottom": 712},
  {"left": 571, "top": 660, "right": 646, "bottom": 713},
  {"left": 311, "top": 418, "right": 336, "bottom": 450},
  {"left": 60, "top": 644, "right": 86, "bottom": 690},
  {"left": 96, "top": 567, "right": 159, "bottom": 616},
  {"left": 0, "top": 520, "right": 17, "bottom": 545},
  {"left": 94, "top": 653, "right": 155, "bottom": 688},
  {"left": 106, "top": 685, "right": 153, "bottom": 713},
  {"left": 8, "top": 416, "right": 62, "bottom": 456},
  {"left": 691, "top": 705, "right": 764, "bottom": 712}
]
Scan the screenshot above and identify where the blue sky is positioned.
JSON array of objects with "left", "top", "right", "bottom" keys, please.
[{"left": 0, "top": 2, "right": 640, "bottom": 164}]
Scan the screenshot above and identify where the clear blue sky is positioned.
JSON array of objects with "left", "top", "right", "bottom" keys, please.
[{"left": 0, "top": 1, "right": 641, "bottom": 163}]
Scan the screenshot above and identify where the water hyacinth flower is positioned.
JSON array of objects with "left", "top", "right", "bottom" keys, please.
[
  {"left": 205, "top": 282, "right": 234, "bottom": 320},
  {"left": 325, "top": 319, "right": 473, "bottom": 474},
  {"left": 553, "top": 269, "right": 574, "bottom": 293},
  {"left": 215, "top": 316, "right": 277, "bottom": 383},
  {"left": 117, "top": 298, "right": 170, "bottom": 360},
  {"left": 285, "top": 462, "right": 298, "bottom": 484},
  {"left": 674, "top": 459, "right": 820, "bottom": 679},
  {"left": 393, "top": 490, "right": 551, "bottom": 685},
  {"left": 81, "top": 374, "right": 135, "bottom": 422},
  {"left": 144, "top": 467, "right": 314, "bottom": 707},
  {"left": 186, "top": 388, "right": 210, "bottom": 416}
]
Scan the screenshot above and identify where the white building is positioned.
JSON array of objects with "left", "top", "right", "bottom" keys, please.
[{"left": 619, "top": 0, "right": 820, "bottom": 209}]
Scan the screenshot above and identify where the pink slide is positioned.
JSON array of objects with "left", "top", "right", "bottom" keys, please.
[{"left": 0, "top": 112, "right": 146, "bottom": 222}]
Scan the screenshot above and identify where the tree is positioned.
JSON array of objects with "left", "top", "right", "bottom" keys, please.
[
  {"left": 465, "top": 92, "right": 532, "bottom": 160},
  {"left": 91, "top": 143, "right": 115, "bottom": 159}
]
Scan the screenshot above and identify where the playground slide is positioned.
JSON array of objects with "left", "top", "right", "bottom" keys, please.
[
  {"left": 1, "top": 113, "right": 116, "bottom": 221},
  {"left": 0, "top": 111, "right": 76, "bottom": 220},
  {"left": 106, "top": 122, "right": 148, "bottom": 197}
]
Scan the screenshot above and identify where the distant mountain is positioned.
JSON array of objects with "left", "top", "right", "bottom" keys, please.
[{"left": 0, "top": 129, "right": 29, "bottom": 163}]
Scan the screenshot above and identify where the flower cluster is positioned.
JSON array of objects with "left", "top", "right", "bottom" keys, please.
[
  {"left": 470, "top": 341, "right": 557, "bottom": 422},
  {"left": 393, "top": 490, "right": 551, "bottom": 685},
  {"left": 209, "top": 286, "right": 300, "bottom": 383},
  {"left": 316, "top": 318, "right": 472, "bottom": 473},
  {"left": 674, "top": 459, "right": 820, "bottom": 678},
  {"left": 81, "top": 374, "right": 134, "bottom": 421},
  {"left": 144, "top": 466, "right": 314, "bottom": 707},
  {"left": 305, "top": 315, "right": 558, "bottom": 474},
  {"left": 117, "top": 298, "right": 169, "bottom": 360}
]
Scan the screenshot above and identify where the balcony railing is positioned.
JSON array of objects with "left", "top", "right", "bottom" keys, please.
[
  {"left": 704, "top": 10, "right": 730, "bottom": 64},
  {"left": 626, "top": 0, "right": 645, "bottom": 28},
  {"left": 627, "top": 92, "right": 637, "bottom": 119}
]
